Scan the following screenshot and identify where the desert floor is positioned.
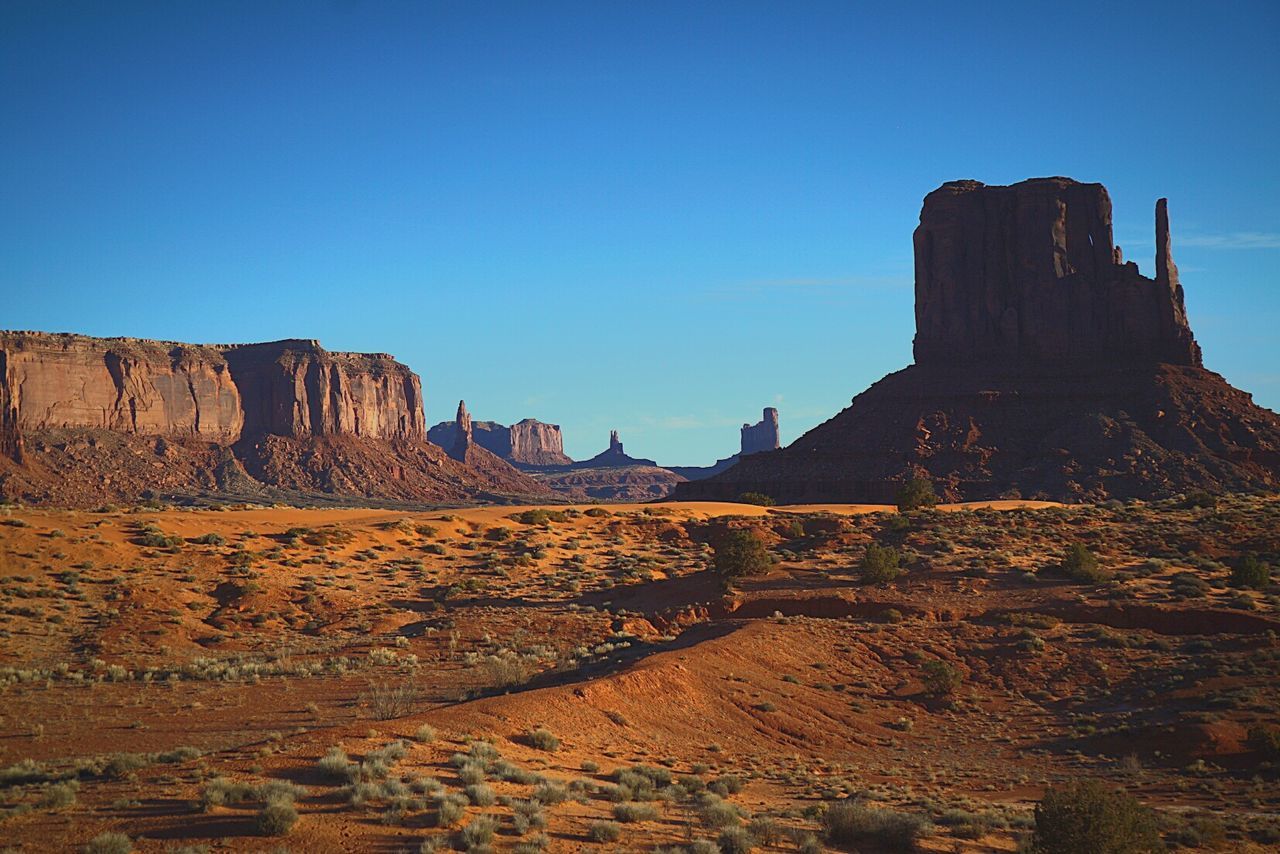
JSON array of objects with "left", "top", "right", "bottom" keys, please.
[{"left": 0, "top": 496, "right": 1278, "bottom": 852}]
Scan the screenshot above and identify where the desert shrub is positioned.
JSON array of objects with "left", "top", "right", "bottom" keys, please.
[
  {"left": 464, "top": 783, "right": 495, "bottom": 806},
  {"left": 738, "top": 492, "right": 776, "bottom": 507},
  {"left": 458, "top": 761, "right": 487, "bottom": 785},
  {"left": 200, "top": 777, "right": 257, "bottom": 809},
  {"left": 256, "top": 800, "right": 298, "bottom": 836},
  {"left": 748, "top": 816, "right": 780, "bottom": 845},
  {"left": 414, "top": 724, "right": 437, "bottom": 743},
  {"left": 317, "top": 747, "right": 356, "bottom": 782},
  {"left": 526, "top": 727, "right": 560, "bottom": 752},
  {"left": 1059, "top": 544, "right": 1110, "bottom": 584},
  {"left": 1231, "top": 554, "right": 1271, "bottom": 589},
  {"left": 709, "top": 774, "right": 744, "bottom": 796},
  {"left": 896, "top": 478, "right": 938, "bottom": 511},
  {"left": 589, "top": 820, "right": 623, "bottom": 842},
  {"left": 512, "top": 799, "right": 546, "bottom": 833},
  {"left": 1029, "top": 780, "right": 1162, "bottom": 854},
  {"left": 85, "top": 833, "right": 133, "bottom": 854},
  {"left": 861, "top": 543, "right": 901, "bottom": 584},
  {"left": 718, "top": 825, "right": 755, "bottom": 853},
  {"left": 1248, "top": 724, "right": 1280, "bottom": 759},
  {"left": 434, "top": 794, "right": 467, "bottom": 827},
  {"left": 515, "top": 509, "right": 567, "bottom": 525},
  {"left": 713, "top": 529, "right": 773, "bottom": 579},
  {"left": 39, "top": 780, "right": 78, "bottom": 808},
  {"left": 193, "top": 533, "right": 225, "bottom": 545},
  {"left": 531, "top": 782, "right": 567, "bottom": 805},
  {"left": 1182, "top": 489, "right": 1217, "bottom": 509},
  {"left": 485, "top": 526, "right": 512, "bottom": 541},
  {"left": 458, "top": 815, "right": 497, "bottom": 849},
  {"left": 822, "top": 801, "right": 930, "bottom": 851},
  {"left": 614, "top": 801, "right": 659, "bottom": 822},
  {"left": 701, "top": 798, "right": 742, "bottom": 828},
  {"left": 584, "top": 507, "right": 610, "bottom": 517},
  {"left": 921, "top": 660, "right": 962, "bottom": 696},
  {"left": 362, "top": 681, "right": 419, "bottom": 720}
]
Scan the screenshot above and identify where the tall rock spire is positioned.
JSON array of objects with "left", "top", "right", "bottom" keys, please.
[{"left": 449, "top": 400, "right": 473, "bottom": 462}]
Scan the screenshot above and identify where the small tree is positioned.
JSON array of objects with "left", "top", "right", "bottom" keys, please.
[
  {"left": 713, "top": 529, "right": 773, "bottom": 579},
  {"left": 1231, "top": 554, "right": 1271, "bottom": 589},
  {"left": 861, "top": 543, "right": 901, "bottom": 584},
  {"left": 896, "top": 477, "right": 938, "bottom": 511},
  {"left": 739, "top": 491, "right": 776, "bottom": 507},
  {"left": 1030, "top": 780, "right": 1162, "bottom": 854}
]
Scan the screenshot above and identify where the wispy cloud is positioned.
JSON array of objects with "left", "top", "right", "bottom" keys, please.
[{"left": 1178, "top": 232, "right": 1280, "bottom": 250}]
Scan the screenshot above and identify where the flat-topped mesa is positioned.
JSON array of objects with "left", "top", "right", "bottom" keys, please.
[
  {"left": 222, "top": 340, "right": 424, "bottom": 442},
  {"left": 912, "top": 177, "right": 1202, "bottom": 367},
  {"left": 0, "top": 331, "right": 243, "bottom": 445},
  {"left": 741, "top": 407, "right": 780, "bottom": 456}
]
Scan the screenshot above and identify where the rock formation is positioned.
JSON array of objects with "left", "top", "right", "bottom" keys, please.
[
  {"left": 574, "top": 430, "right": 657, "bottom": 469},
  {"left": 912, "top": 178, "right": 1201, "bottom": 367},
  {"left": 740, "top": 407, "right": 780, "bottom": 456},
  {"left": 428, "top": 414, "right": 571, "bottom": 467},
  {"left": 0, "top": 332, "right": 551, "bottom": 506},
  {"left": 447, "top": 400, "right": 474, "bottom": 462},
  {"left": 676, "top": 178, "right": 1280, "bottom": 503}
]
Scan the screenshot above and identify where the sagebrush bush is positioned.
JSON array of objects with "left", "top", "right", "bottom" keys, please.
[
  {"left": 256, "top": 800, "right": 298, "bottom": 836},
  {"left": 822, "top": 801, "right": 930, "bottom": 851},
  {"left": 718, "top": 825, "right": 756, "bottom": 854},
  {"left": 1029, "top": 780, "right": 1162, "bottom": 854},
  {"left": 1231, "top": 554, "right": 1271, "bottom": 589},
  {"left": 85, "top": 833, "right": 133, "bottom": 854},
  {"left": 589, "top": 820, "right": 622, "bottom": 842},
  {"left": 1060, "top": 544, "right": 1109, "bottom": 583},
  {"left": 921, "top": 660, "right": 962, "bottom": 696},
  {"left": 526, "top": 726, "right": 560, "bottom": 752},
  {"left": 614, "top": 801, "right": 659, "bottom": 822},
  {"left": 458, "top": 815, "right": 497, "bottom": 850}
]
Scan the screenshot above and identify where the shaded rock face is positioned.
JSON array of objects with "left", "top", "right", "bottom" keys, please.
[
  {"left": 913, "top": 178, "right": 1201, "bottom": 367},
  {"left": 222, "top": 340, "right": 424, "bottom": 442},
  {"left": 677, "top": 177, "right": 1280, "bottom": 503},
  {"left": 741, "top": 407, "right": 780, "bottom": 455},
  {"left": 446, "top": 400, "right": 474, "bottom": 462}
]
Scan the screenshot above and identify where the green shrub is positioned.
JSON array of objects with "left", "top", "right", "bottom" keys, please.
[
  {"left": 434, "top": 794, "right": 466, "bottom": 827},
  {"left": 822, "top": 801, "right": 930, "bottom": 851},
  {"left": 464, "top": 783, "right": 495, "bottom": 806},
  {"left": 1029, "top": 780, "right": 1162, "bottom": 853},
  {"left": 85, "top": 833, "right": 133, "bottom": 854},
  {"left": 1231, "top": 555, "right": 1271, "bottom": 589},
  {"left": 256, "top": 800, "right": 298, "bottom": 836},
  {"left": 896, "top": 478, "right": 938, "bottom": 511},
  {"left": 317, "top": 747, "right": 355, "bottom": 782},
  {"left": 921, "top": 660, "right": 962, "bottom": 696},
  {"left": 738, "top": 492, "right": 776, "bottom": 507},
  {"left": 861, "top": 543, "right": 901, "bottom": 584},
  {"left": 414, "top": 724, "right": 437, "bottom": 743},
  {"left": 713, "top": 530, "right": 773, "bottom": 579},
  {"left": 1060, "top": 544, "right": 1110, "bottom": 584},
  {"left": 39, "top": 780, "right": 78, "bottom": 809},
  {"left": 589, "top": 820, "right": 623, "bottom": 842}
]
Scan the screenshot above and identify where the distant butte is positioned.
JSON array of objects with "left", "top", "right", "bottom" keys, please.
[{"left": 676, "top": 177, "right": 1280, "bottom": 503}]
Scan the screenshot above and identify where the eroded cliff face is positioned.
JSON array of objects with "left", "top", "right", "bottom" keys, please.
[
  {"left": 222, "top": 340, "right": 424, "bottom": 442},
  {"left": 912, "top": 178, "right": 1201, "bottom": 367},
  {"left": 0, "top": 332, "right": 552, "bottom": 505},
  {"left": 427, "top": 414, "right": 571, "bottom": 466},
  {"left": 0, "top": 332, "right": 243, "bottom": 444}
]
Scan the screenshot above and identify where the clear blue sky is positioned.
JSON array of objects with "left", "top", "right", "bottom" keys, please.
[{"left": 4, "top": 2, "right": 1278, "bottom": 465}]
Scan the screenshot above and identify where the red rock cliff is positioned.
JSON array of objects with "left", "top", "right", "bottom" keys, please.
[
  {"left": 913, "top": 177, "right": 1201, "bottom": 367},
  {"left": 0, "top": 332, "right": 243, "bottom": 445}
]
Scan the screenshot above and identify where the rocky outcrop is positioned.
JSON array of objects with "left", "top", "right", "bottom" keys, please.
[
  {"left": 222, "top": 340, "right": 424, "bottom": 442},
  {"left": 446, "top": 400, "right": 474, "bottom": 462},
  {"left": 0, "top": 332, "right": 552, "bottom": 506},
  {"left": 913, "top": 178, "right": 1201, "bottom": 367},
  {"left": 677, "top": 178, "right": 1280, "bottom": 503},
  {"left": 740, "top": 408, "right": 780, "bottom": 456},
  {"left": 428, "top": 414, "right": 571, "bottom": 467},
  {"left": 574, "top": 430, "right": 657, "bottom": 469}
]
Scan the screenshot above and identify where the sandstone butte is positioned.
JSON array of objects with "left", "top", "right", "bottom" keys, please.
[
  {"left": 428, "top": 406, "right": 572, "bottom": 467},
  {"left": 0, "top": 334, "right": 551, "bottom": 506},
  {"left": 676, "top": 177, "right": 1280, "bottom": 503}
]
